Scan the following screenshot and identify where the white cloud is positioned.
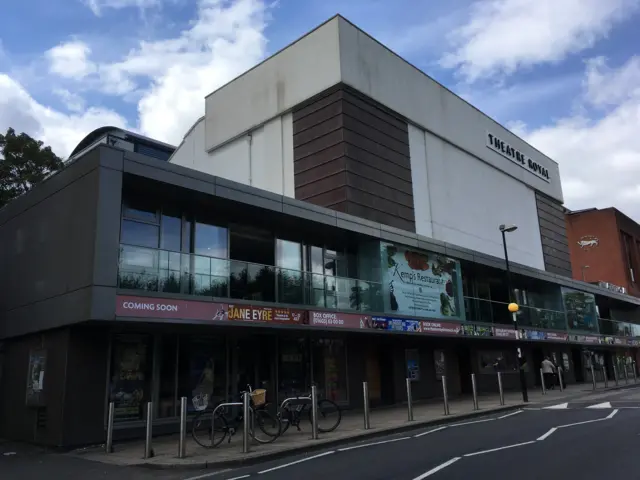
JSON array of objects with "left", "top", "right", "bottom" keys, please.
[
  {"left": 53, "top": 88, "right": 87, "bottom": 113},
  {"left": 44, "top": 0, "right": 268, "bottom": 144},
  {"left": 517, "top": 56, "right": 640, "bottom": 221},
  {"left": 0, "top": 74, "right": 127, "bottom": 158},
  {"left": 84, "top": 0, "right": 162, "bottom": 16},
  {"left": 45, "top": 41, "right": 96, "bottom": 80},
  {"left": 441, "top": 0, "right": 640, "bottom": 81}
]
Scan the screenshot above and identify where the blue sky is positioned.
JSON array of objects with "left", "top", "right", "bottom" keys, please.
[{"left": 1, "top": 0, "right": 640, "bottom": 218}]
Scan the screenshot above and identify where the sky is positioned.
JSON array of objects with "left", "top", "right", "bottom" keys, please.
[{"left": 1, "top": 0, "right": 640, "bottom": 219}]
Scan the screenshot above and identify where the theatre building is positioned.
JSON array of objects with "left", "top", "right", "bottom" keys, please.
[{"left": 2, "top": 15, "right": 640, "bottom": 447}]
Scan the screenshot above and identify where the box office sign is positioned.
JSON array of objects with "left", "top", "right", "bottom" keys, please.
[{"left": 308, "top": 311, "right": 371, "bottom": 329}]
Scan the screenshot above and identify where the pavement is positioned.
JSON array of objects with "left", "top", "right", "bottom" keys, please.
[{"left": 2, "top": 381, "right": 639, "bottom": 479}]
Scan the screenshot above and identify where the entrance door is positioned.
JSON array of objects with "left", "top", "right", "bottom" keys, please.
[
  {"left": 457, "top": 346, "right": 472, "bottom": 394},
  {"left": 232, "top": 335, "right": 276, "bottom": 404},
  {"left": 532, "top": 348, "right": 544, "bottom": 386},
  {"left": 572, "top": 347, "right": 584, "bottom": 382}
]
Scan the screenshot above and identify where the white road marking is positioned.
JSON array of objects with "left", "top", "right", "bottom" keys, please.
[
  {"left": 463, "top": 441, "right": 536, "bottom": 457},
  {"left": 411, "top": 457, "right": 461, "bottom": 479},
  {"left": 544, "top": 402, "right": 568, "bottom": 409},
  {"left": 588, "top": 402, "right": 612, "bottom": 409},
  {"left": 414, "top": 426, "right": 447, "bottom": 437},
  {"left": 498, "top": 410, "right": 523, "bottom": 419},
  {"left": 338, "top": 437, "right": 410, "bottom": 452},
  {"left": 183, "top": 469, "right": 233, "bottom": 480},
  {"left": 449, "top": 418, "right": 495, "bottom": 427},
  {"left": 606, "top": 409, "right": 619, "bottom": 419},
  {"left": 558, "top": 418, "right": 605, "bottom": 428},
  {"left": 257, "top": 451, "right": 335, "bottom": 474},
  {"left": 537, "top": 427, "right": 557, "bottom": 441}
]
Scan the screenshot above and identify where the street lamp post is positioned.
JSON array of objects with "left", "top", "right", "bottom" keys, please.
[{"left": 499, "top": 224, "right": 529, "bottom": 403}]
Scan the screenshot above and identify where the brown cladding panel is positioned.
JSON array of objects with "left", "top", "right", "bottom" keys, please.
[
  {"left": 535, "top": 192, "right": 572, "bottom": 277},
  {"left": 293, "top": 83, "right": 414, "bottom": 232}
]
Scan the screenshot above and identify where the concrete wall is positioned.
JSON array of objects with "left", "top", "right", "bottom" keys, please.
[
  {"left": 337, "top": 16, "right": 562, "bottom": 203},
  {"left": 409, "top": 125, "right": 545, "bottom": 270},
  {"left": 204, "top": 19, "right": 342, "bottom": 152},
  {"left": 171, "top": 114, "right": 295, "bottom": 197}
]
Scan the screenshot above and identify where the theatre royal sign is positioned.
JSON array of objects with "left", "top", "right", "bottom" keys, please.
[{"left": 486, "top": 131, "right": 550, "bottom": 183}]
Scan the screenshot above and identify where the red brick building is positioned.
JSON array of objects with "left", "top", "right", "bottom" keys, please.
[{"left": 566, "top": 207, "right": 640, "bottom": 298}]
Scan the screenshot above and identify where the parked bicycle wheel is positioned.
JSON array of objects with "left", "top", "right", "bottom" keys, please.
[
  {"left": 192, "top": 409, "right": 227, "bottom": 448},
  {"left": 250, "top": 409, "right": 281, "bottom": 443},
  {"left": 276, "top": 405, "right": 293, "bottom": 435},
  {"left": 310, "top": 399, "right": 342, "bottom": 433}
]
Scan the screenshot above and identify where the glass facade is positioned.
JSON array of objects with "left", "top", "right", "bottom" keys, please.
[
  {"left": 108, "top": 332, "right": 349, "bottom": 423},
  {"left": 115, "top": 196, "right": 640, "bottom": 338}
]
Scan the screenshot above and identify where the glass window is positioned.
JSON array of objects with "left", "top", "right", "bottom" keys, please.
[
  {"left": 312, "top": 338, "right": 347, "bottom": 403},
  {"left": 562, "top": 287, "right": 598, "bottom": 333},
  {"left": 478, "top": 350, "right": 517, "bottom": 374},
  {"left": 109, "top": 335, "right": 153, "bottom": 422},
  {"left": 195, "top": 223, "right": 228, "bottom": 259},
  {"left": 277, "top": 239, "right": 302, "bottom": 271},
  {"left": 278, "top": 336, "right": 310, "bottom": 402},
  {"left": 122, "top": 201, "right": 159, "bottom": 223},
  {"left": 157, "top": 336, "right": 178, "bottom": 418},
  {"left": 161, "top": 215, "right": 182, "bottom": 252},
  {"left": 121, "top": 220, "right": 159, "bottom": 248},
  {"left": 178, "top": 336, "right": 228, "bottom": 414}
]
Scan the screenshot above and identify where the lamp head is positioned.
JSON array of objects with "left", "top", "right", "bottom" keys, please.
[
  {"left": 508, "top": 303, "right": 519, "bottom": 313},
  {"left": 499, "top": 224, "right": 518, "bottom": 233}
]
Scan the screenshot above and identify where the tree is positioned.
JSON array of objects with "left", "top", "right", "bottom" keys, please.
[{"left": 0, "top": 128, "right": 64, "bottom": 209}]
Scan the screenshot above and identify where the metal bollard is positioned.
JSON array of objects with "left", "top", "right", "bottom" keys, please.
[
  {"left": 406, "top": 378, "right": 414, "bottom": 421},
  {"left": 540, "top": 369, "right": 546, "bottom": 395},
  {"left": 613, "top": 364, "right": 619, "bottom": 386},
  {"left": 105, "top": 402, "right": 115, "bottom": 454},
  {"left": 471, "top": 374, "right": 479, "bottom": 411},
  {"left": 633, "top": 362, "right": 637, "bottom": 384},
  {"left": 363, "top": 381, "right": 371, "bottom": 430},
  {"left": 497, "top": 372, "right": 505, "bottom": 406},
  {"left": 178, "top": 397, "right": 187, "bottom": 458},
  {"left": 591, "top": 364, "right": 597, "bottom": 390},
  {"left": 311, "top": 385, "right": 319, "bottom": 440},
  {"left": 144, "top": 402, "right": 154, "bottom": 459},
  {"left": 243, "top": 392, "right": 251, "bottom": 452},
  {"left": 603, "top": 366, "right": 608, "bottom": 388},
  {"left": 442, "top": 376, "right": 450, "bottom": 416},
  {"left": 558, "top": 369, "right": 564, "bottom": 392}
]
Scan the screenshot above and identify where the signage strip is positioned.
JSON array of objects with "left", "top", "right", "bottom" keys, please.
[
  {"left": 486, "top": 131, "right": 550, "bottom": 183},
  {"left": 116, "top": 295, "right": 638, "bottom": 346}
]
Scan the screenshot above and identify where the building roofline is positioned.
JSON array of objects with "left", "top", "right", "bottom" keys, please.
[{"left": 69, "top": 126, "right": 176, "bottom": 158}]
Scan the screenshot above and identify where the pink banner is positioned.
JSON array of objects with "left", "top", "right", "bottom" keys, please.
[
  {"left": 308, "top": 311, "right": 371, "bottom": 329},
  {"left": 493, "top": 327, "right": 518, "bottom": 339},
  {"left": 421, "top": 321, "right": 463, "bottom": 335},
  {"left": 116, "top": 295, "right": 226, "bottom": 320}
]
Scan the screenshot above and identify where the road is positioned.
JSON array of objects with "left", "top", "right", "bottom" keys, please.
[{"left": 3, "top": 387, "right": 640, "bottom": 480}]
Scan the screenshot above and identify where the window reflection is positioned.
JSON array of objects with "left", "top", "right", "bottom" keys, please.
[
  {"left": 195, "top": 223, "right": 228, "bottom": 258},
  {"left": 121, "top": 220, "right": 159, "bottom": 248},
  {"left": 161, "top": 215, "right": 182, "bottom": 252}
]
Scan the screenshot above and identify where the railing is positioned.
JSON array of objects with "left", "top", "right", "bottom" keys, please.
[
  {"left": 118, "top": 244, "right": 384, "bottom": 312},
  {"left": 599, "top": 317, "right": 640, "bottom": 338},
  {"left": 464, "top": 296, "right": 567, "bottom": 331}
]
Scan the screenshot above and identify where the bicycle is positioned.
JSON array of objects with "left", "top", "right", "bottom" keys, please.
[
  {"left": 269, "top": 387, "right": 342, "bottom": 435},
  {"left": 191, "top": 385, "right": 281, "bottom": 448}
]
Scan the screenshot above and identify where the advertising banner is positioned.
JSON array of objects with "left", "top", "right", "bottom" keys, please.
[
  {"left": 226, "top": 304, "right": 306, "bottom": 325},
  {"left": 546, "top": 332, "right": 569, "bottom": 342},
  {"left": 308, "top": 311, "right": 371, "bottom": 329},
  {"left": 421, "top": 321, "right": 463, "bottom": 335},
  {"left": 371, "top": 316, "right": 422, "bottom": 332},
  {"left": 116, "top": 295, "right": 227, "bottom": 321},
  {"left": 493, "top": 327, "right": 518, "bottom": 339},
  {"left": 381, "top": 243, "right": 464, "bottom": 320}
]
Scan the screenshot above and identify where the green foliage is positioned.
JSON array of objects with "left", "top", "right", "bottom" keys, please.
[{"left": 0, "top": 128, "right": 64, "bottom": 208}]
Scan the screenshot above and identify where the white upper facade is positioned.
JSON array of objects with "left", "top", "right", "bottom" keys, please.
[{"left": 170, "top": 16, "right": 564, "bottom": 270}]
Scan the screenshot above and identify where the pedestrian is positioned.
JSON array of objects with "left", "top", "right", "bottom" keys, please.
[{"left": 541, "top": 356, "right": 556, "bottom": 390}]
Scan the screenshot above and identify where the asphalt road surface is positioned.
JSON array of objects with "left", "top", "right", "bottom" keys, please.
[{"left": 3, "top": 387, "right": 640, "bottom": 480}]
